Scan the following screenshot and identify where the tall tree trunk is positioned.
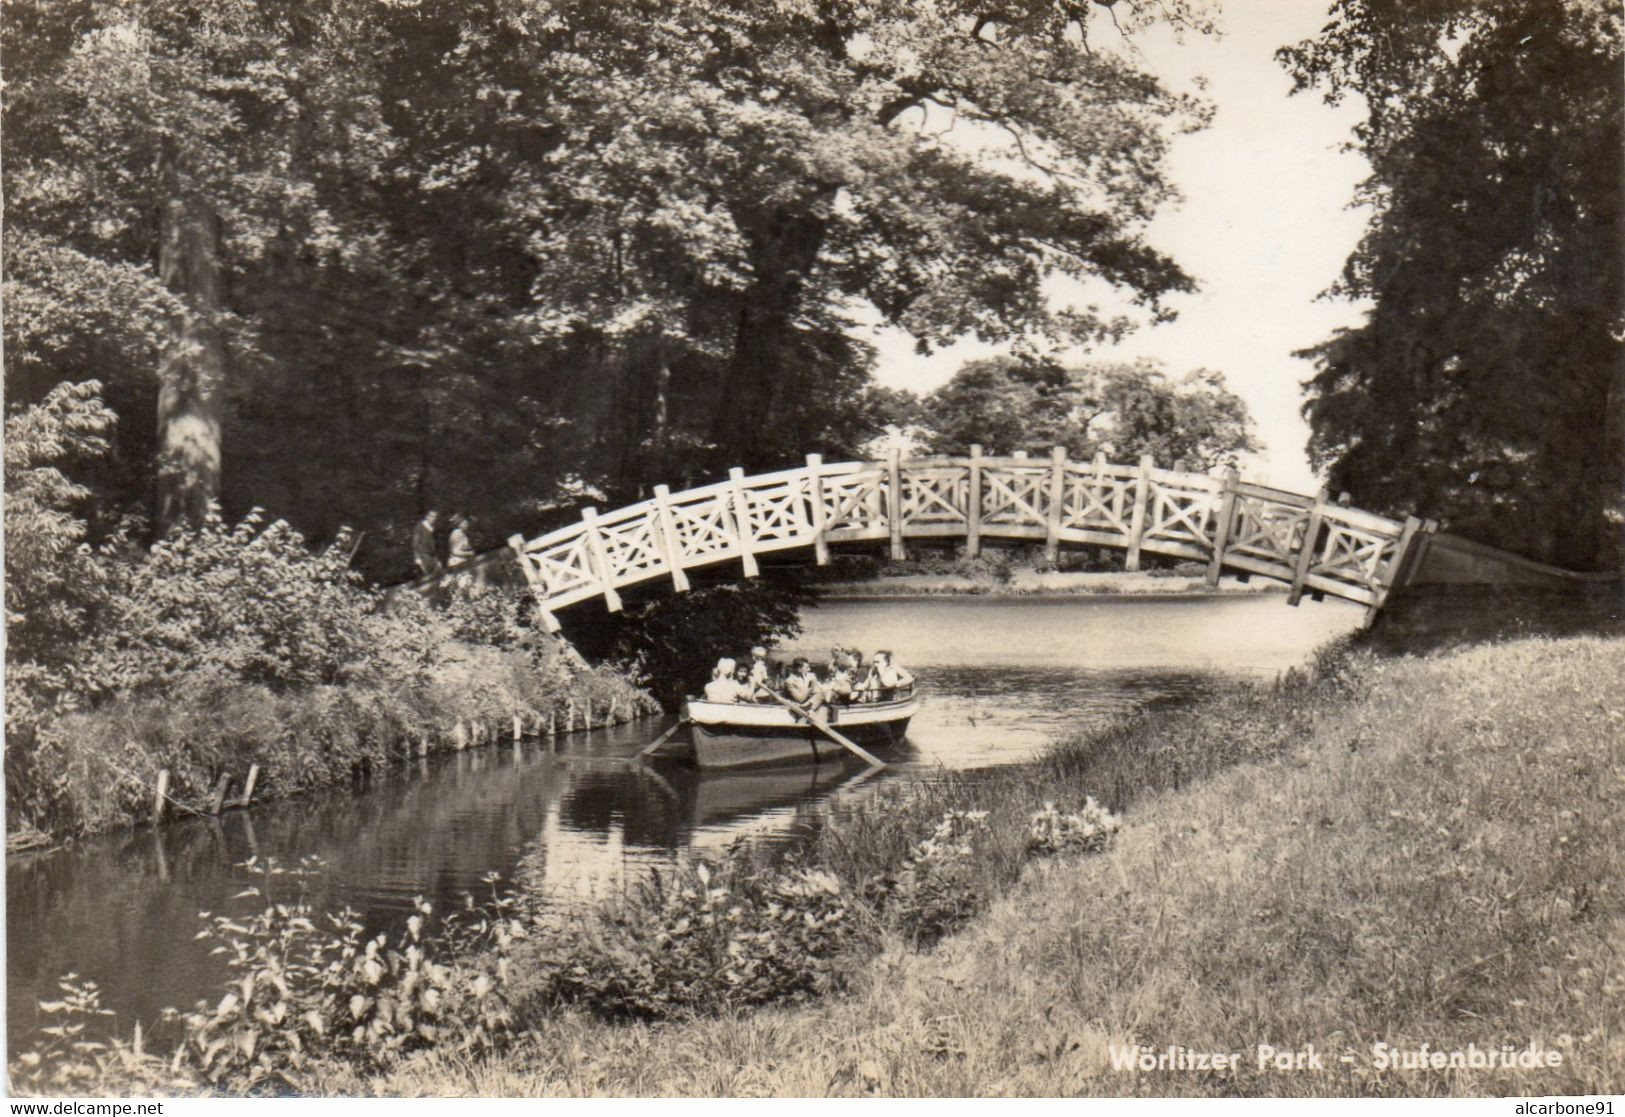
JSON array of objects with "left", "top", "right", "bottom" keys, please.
[
  {"left": 710, "top": 209, "right": 828, "bottom": 467},
  {"left": 154, "top": 175, "right": 226, "bottom": 537}
]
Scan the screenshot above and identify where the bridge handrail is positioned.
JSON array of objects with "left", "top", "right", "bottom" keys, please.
[{"left": 407, "top": 449, "right": 1432, "bottom": 629}]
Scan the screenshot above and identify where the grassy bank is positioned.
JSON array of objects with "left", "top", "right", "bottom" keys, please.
[
  {"left": 328, "top": 635, "right": 1622, "bottom": 1097},
  {"left": 7, "top": 640, "right": 659, "bottom": 841}
]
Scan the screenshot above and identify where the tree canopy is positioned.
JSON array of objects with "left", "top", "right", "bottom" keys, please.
[
  {"left": 912, "top": 354, "right": 1261, "bottom": 469},
  {"left": 4, "top": 0, "right": 1215, "bottom": 577},
  {"left": 1280, "top": 0, "right": 1623, "bottom": 570}
]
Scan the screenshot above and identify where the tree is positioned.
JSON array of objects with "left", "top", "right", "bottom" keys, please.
[
  {"left": 1280, "top": 0, "right": 1624, "bottom": 570},
  {"left": 5, "top": 0, "right": 1218, "bottom": 575},
  {"left": 914, "top": 354, "right": 1260, "bottom": 468}
]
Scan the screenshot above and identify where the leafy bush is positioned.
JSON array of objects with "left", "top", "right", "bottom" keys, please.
[
  {"left": 81, "top": 510, "right": 381, "bottom": 699},
  {"left": 527, "top": 850, "right": 864, "bottom": 1019},
  {"left": 1025, "top": 798, "right": 1121, "bottom": 856},
  {"left": 867, "top": 809, "right": 993, "bottom": 947},
  {"left": 175, "top": 859, "right": 523, "bottom": 1092},
  {"left": 3, "top": 381, "right": 118, "bottom": 723}
]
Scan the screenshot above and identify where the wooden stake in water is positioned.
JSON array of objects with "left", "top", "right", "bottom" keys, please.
[
  {"left": 238, "top": 764, "right": 260, "bottom": 808},
  {"left": 209, "top": 773, "right": 233, "bottom": 815},
  {"left": 153, "top": 769, "right": 171, "bottom": 825}
]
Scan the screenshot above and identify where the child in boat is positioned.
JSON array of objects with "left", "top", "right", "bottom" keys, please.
[
  {"left": 747, "top": 645, "right": 773, "bottom": 692},
  {"left": 703, "top": 658, "right": 746, "bottom": 703}
]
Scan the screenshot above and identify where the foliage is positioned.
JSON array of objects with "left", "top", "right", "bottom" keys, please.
[
  {"left": 1280, "top": 0, "right": 1624, "bottom": 570},
  {"left": 7, "top": 975, "right": 192, "bottom": 1097},
  {"left": 4, "top": 0, "right": 1214, "bottom": 567},
  {"left": 3, "top": 382, "right": 117, "bottom": 723},
  {"left": 913, "top": 355, "right": 1261, "bottom": 468},
  {"left": 1025, "top": 798, "right": 1121, "bottom": 856},
  {"left": 175, "top": 859, "right": 522, "bottom": 1092},
  {"left": 81, "top": 510, "right": 379, "bottom": 699},
  {"left": 528, "top": 850, "right": 863, "bottom": 1020},
  {"left": 867, "top": 809, "right": 993, "bottom": 948},
  {"left": 584, "top": 576, "right": 817, "bottom": 706}
]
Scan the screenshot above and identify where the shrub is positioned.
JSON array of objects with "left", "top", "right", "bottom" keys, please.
[
  {"left": 527, "top": 850, "right": 864, "bottom": 1020},
  {"left": 82, "top": 511, "right": 381, "bottom": 699},
  {"left": 867, "top": 809, "right": 993, "bottom": 947},
  {"left": 1025, "top": 798, "right": 1121, "bottom": 857},
  {"left": 174, "top": 859, "right": 523, "bottom": 1092},
  {"left": 3, "top": 381, "right": 118, "bottom": 723}
]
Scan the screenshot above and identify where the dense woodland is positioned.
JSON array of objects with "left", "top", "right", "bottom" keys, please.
[
  {"left": 4, "top": 0, "right": 1220, "bottom": 583},
  {"left": 1282, "top": 0, "right": 1623, "bottom": 571},
  {"left": 3, "top": 0, "right": 1620, "bottom": 678}
]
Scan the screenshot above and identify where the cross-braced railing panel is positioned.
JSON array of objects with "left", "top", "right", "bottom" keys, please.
[
  {"left": 900, "top": 466, "right": 972, "bottom": 534},
  {"left": 1139, "top": 473, "right": 1222, "bottom": 559},
  {"left": 980, "top": 464, "right": 1049, "bottom": 529},
  {"left": 1060, "top": 464, "right": 1137, "bottom": 536},
  {"left": 1224, "top": 496, "right": 1310, "bottom": 580},
  {"left": 821, "top": 468, "right": 889, "bottom": 539},
  {"left": 437, "top": 450, "right": 1421, "bottom": 623}
]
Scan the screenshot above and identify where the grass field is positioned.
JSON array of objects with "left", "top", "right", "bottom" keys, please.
[{"left": 316, "top": 635, "right": 1622, "bottom": 1098}]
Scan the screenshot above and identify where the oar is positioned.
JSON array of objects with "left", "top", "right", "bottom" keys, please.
[
  {"left": 764, "top": 689, "right": 887, "bottom": 768},
  {"left": 638, "top": 715, "right": 691, "bottom": 760}
]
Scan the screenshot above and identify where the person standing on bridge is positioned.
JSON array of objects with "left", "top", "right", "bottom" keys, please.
[{"left": 412, "top": 509, "right": 443, "bottom": 579}]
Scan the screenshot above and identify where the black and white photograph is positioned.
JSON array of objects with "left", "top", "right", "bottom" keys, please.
[{"left": 2, "top": 0, "right": 1621, "bottom": 1104}]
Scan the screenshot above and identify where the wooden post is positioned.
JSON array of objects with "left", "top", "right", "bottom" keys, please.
[
  {"left": 567, "top": 698, "right": 576, "bottom": 731},
  {"left": 1287, "top": 490, "right": 1329, "bottom": 607},
  {"left": 579, "top": 508, "right": 623, "bottom": 612},
  {"left": 513, "top": 712, "right": 523, "bottom": 742},
  {"left": 1205, "top": 468, "right": 1241, "bottom": 588},
  {"left": 805, "top": 454, "right": 830, "bottom": 566},
  {"left": 153, "top": 769, "right": 171, "bottom": 825},
  {"left": 1362, "top": 514, "right": 1429, "bottom": 626},
  {"left": 237, "top": 764, "right": 260, "bottom": 809},
  {"left": 887, "top": 445, "right": 906, "bottom": 561},
  {"left": 966, "top": 445, "right": 983, "bottom": 557},
  {"left": 1125, "top": 455, "right": 1154, "bottom": 572},
  {"left": 1044, "top": 446, "right": 1067, "bottom": 563},
  {"left": 507, "top": 534, "right": 561, "bottom": 634},
  {"left": 727, "top": 468, "right": 760, "bottom": 578},
  {"left": 651, "top": 485, "right": 692, "bottom": 592},
  {"left": 209, "top": 773, "right": 233, "bottom": 815}
]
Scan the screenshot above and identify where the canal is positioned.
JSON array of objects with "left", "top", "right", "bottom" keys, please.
[{"left": 5, "top": 593, "right": 1362, "bottom": 1048}]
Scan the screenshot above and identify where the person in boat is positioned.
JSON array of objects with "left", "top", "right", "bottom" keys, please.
[
  {"left": 733, "top": 661, "right": 769, "bottom": 703},
  {"left": 823, "top": 651, "right": 857, "bottom": 705},
  {"left": 861, "top": 650, "right": 914, "bottom": 701},
  {"left": 747, "top": 645, "right": 773, "bottom": 692},
  {"left": 703, "top": 657, "right": 746, "bottom": 703},
  {"left": 782, "top": 657, "right": 827, "bottom": 713}
]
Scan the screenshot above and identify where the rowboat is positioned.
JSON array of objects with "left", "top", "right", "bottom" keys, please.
[{"left": 653, "top": 692, "right": 920, "bottom": 769}]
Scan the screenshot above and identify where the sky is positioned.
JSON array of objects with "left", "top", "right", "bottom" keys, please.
[{"left": 861, "top": 0, "right": 1373, "bottom": 493}]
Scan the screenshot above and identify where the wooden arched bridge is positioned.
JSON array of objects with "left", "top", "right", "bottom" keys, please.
[{"left": 430, "top": 447, "right": 1443, "bottom": 632}]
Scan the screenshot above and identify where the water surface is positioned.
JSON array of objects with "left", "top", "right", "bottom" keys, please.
[{"left": 6, "top": 593, "right": 1361, "bottom": 1046}]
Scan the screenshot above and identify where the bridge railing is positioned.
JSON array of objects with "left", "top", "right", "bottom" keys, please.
[{"left": 452, "top": 448, "right": 1426, "bottom": 630}]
